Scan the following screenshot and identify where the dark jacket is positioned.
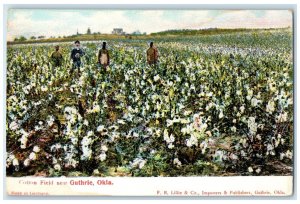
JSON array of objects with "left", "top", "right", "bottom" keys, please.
[{"left": 71, "top": 48, "right": 85, "bottom": 62}]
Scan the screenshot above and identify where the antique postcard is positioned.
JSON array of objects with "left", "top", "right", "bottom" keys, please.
[{"left": 5, "top": 7, "right": 294, "bottom": 196}]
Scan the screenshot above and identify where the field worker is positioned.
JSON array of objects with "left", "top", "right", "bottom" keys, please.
[
  {"left": 50, "top": 45, "right": 63, "bottom": 67},
  {"left": 71, "top": 40, "right": 85, "bottom": 71},
  {"left": 98, "top": 42, "right": 110, "bottom": 69},
  {"left": 147, "top": 42, "right": 158, "bottom": 65}
]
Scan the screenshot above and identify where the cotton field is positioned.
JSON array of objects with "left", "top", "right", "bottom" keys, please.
[{"left": 6, "top": 30, "right": 293, "bottom": 176}]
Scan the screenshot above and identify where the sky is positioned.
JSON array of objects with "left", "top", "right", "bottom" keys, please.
[{"left": 7, "top": 9, "right": 293, "bottom": 41}]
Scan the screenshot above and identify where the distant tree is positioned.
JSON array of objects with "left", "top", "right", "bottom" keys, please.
[
  {"left": 13, "top": 37, "right": 19, "bottom": 42},
  {"left": 30, "top": 36, "right": 36, "bottom": 40},
  {"left": 38, "top": 36, "right": 45, "bottom": 39},
  {"left": 19, "top": 36, "right": 27, "bottom": 41},
  {"left": 87, "top": 27, "right": 91, "bottom": 35},
  {"left": 132, "top": 30, "right": 141, "bottom": 35}
]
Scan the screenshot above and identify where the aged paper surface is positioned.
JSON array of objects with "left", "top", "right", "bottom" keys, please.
[
  {"left": 5, "top": 8, "right": 294, "bottom": 196},
  {"left": 6, "top": 177, "right": 293, "bottom": 196}
]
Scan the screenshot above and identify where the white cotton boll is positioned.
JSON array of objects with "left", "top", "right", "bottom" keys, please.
[
  {"left": 146, "top": 103, "right": 150, "bottom": 110},
  {"left": 81, "top": 148, "right": 92, "bottom": 161},
  {"left": 117, "top": 119, "right": 126, "bottom": 124},
  {"left": 168, "top": 81, "right": 174, "bottom": 86},
  {"left": 71, "top": 159, "right": 78, "bottom": 168},
  {"left": 41, "top": 86, "right": 48, "bottom": 92},
  {"left": 200, "top": 141, "right": 208, "bottom": 151},
  {"left": 248, "top": 117, "right": 257, "bottom": 135},
  {"left": 163, "top": 129, "right": 168, "bottom": 138},
  {"left": 154, "top": 75, "right": 160, "bottom": 82},
  {"left": 280, "top": 153, "right": 285, "bottom": 160},
  {"left": 247, "top": 89, "right": 253, "bottom": 97},
  {"left": 12, "top": 158, "right": 19, "bottom": 166},
  {"left": 71, "top": 137, "right": 78, "bottom": 145},
  {"left": 6, "top": 159, "right": 11, "bottom": 168},
  {"left": 155, "top": 111, "right": 160, "bottom": 118},
  {"left": 23, "top": 158, "right": 30, "bottom": 167},
  {"left": 193, "top": 113, "right": 200, "bottom": 121},
  {"left": 170, "top": 134, "right": 175, "bottom": 142},
  {"left": 54, "top": 164, "right": 61, "bottom": 171},
  {"left": 219, "top": 111, "right": 224, "bottom": 119},
  {"left": 256, "top": 134, "right": 262, "bottom": 140},
  {"left": 99, "top": 152, "right": 107, "bottom": 161},
  {"left": 166, "top": 119, "right": 174, "bottom": 127},
  {"left": 248, "top": 167, "right": 253, "bottom": 173},
  {"left": 56, "top": 143, "right": 62, "bottom": 149},
  {"left": 276, "top": 112, "right": 288, "bottom": 123},
  {"left": 81, "top": 137, "right": 92, "bottom": 146},
  {"left": 251, "top": 97, "right": 258, "bottom": 107},
  {"left": 47, "top": 115, "right": 55, "bottom": 126},
  {"left": 181, "top": 127, "right": 187, "bottom": 135},
  {"left": 285, "top": 150, "right": 292, "bottom": 159},
  {"left": 267, "top": 144, "right": 274, "bottom": 151},
  {"left": 183, "top": 110, "right": 192, "bottom": 116},
  {"left": 87, "top": 131, "right": 94, "bottom": 137},
  {"left": 240, "top": 106, "right": 245, "bottom": 113},
  {"left": 186, "top": 139, "right": 192, "bottom": 147},
  {"left": 266, "top": 100, "right": 275, "bottom": 114},
  {"left": 230, "top": 153, "right": 238, "bottom": 160},
  {"left": 33, "top": 146, "right": 40, "bottom": 153},
  {"left": 93, "top": 169, "right": 100, "bottom": 175},
  {"left": 255, "top": 168, "right": 261, "bottom": 174},
  {"left": 20, "top": 139, "right": 28, "bottom": 149},
  {"left": 133, "top": 132, "right": 139, "bottom": 137},
  {"left": 83, "top": 119, "right": 89, "bottom": 126},
  {"left": 206, "top": 131, "right": 212, "bottom": 137},
  {"left": 241, "top": 150, "right": 247, "bottom": 157},
  {"left": 164, "top": 136, "right": 171, "bottom": 144},
  {"left": 101, "top": 145, "right": 108, "bottom": 152},
  {"left": 138, "top": 160, "right": 146, "bottom": 169},
  {"left": 70, "top": 115, "right": 76, "bottom": 124},
  {"left": 275, "top": 140, "right": 280, "bottom": 148},
  {"left": 34, "top": 125, "right": 42, "bottom": 131},
  {"left": 29, "top": 152, "right": 37, "bottom": 160},
  {"left": 173, "top": 158, "right": 182, "bottom": 167},
  {"left": 94, "top": 104, "right": 100, "bottom": 113},
  {"left": 52, "top": 157, "right": 58, "bottom": 164},
  {"left": 77, "top": 114, "right": 82, "bottom": 122},
  {"left": 9, "top": 121, "right": 19, "bottom": 131},
  {"left": 168, "top": 143, "right": 174, "bottom": 149},
  {"left": 97, "top": 125, "right": 105, "bottom": 132}
]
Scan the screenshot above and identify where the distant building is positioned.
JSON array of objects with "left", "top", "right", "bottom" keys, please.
[{"left": 112, "top": 28, "right": 125, "bottom": 35}]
